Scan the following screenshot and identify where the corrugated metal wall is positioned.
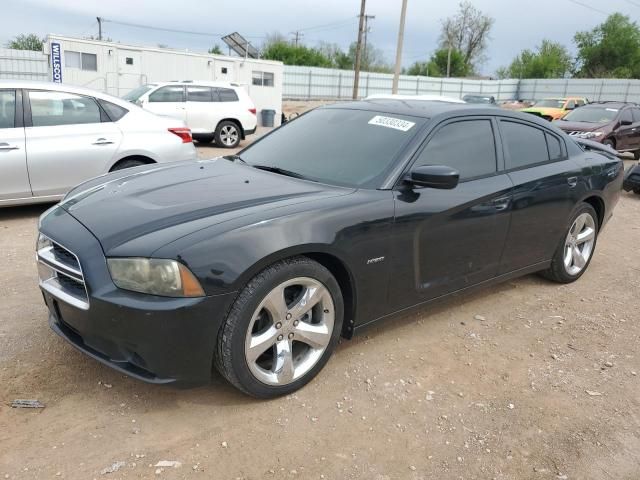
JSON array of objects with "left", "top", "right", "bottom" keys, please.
[
  {"left": 0, "top": 48, "right": 48, "bottom": 81},
  {"left": 283, "top": 65, "right": 640, "bottom": 103}
]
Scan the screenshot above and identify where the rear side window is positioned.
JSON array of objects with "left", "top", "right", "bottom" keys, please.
[
  {"left": 0, "top": 90, "right": 16, "bottom": 128},
  {"left": 149, "top": 86, "right": 184, "bottom": 103},
  {"left": 545, "top": 133, "right": 563, "bottom": 161},
  {"left": 29, "top": 90, "right": 102, "bottom": 127},
  {"left": 217, "top": 88, "right": 239, "bottom": 102},
  {"left": 98, "top": 99, "right": 128, "bottom": 121},
  {"left": 621, "top": 109, "right": 633, "bottom": 123},
  {"left": 415, "top": 119, "right": 497, "bottom": 180},
  {"left": 187, "top": 86, "right": 214, "bottom": 102},
  {"left": 501, "top": 121, "right": 549, "bottom": 169}
]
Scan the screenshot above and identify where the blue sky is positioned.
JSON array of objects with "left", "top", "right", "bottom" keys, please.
[{"left": 4, "top": 0, "right": 639, "bottom": 75}]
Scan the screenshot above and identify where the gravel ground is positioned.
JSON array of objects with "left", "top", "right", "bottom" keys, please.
[{"left": 1, "top": 109, "right": 639, "bottom": 479}]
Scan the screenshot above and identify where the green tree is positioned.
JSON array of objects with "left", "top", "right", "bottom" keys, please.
[
  {"left": 574, "top": 13, "right": 640, "bottom": 78},
  {"left": 498, "top": 40, "right": 572, "bottom": 79},
  {"left": 345, "top": 42, "right": 392, "bottom": 73},
  {"left": 6, "top": 33, "right": 44, "bottom": 51},
  {"left": 261, "top": 41, "right": 332, "bottom": 67},
  {"left": 407, "top": 49, "right": 469, "bottom": 77},
  {"left": 208, "top": 44, "right": 223, "bottom": 55},
  {"left": 440, "top": 1, "right": 494, "bottom": 71}
]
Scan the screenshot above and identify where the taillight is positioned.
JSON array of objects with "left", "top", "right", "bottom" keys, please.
[
  {"left": 168, "top": 127, "right": 192, "bottom": 143},
  {"left": 248, "top": 108, "right": 256, "bottom": 115}
]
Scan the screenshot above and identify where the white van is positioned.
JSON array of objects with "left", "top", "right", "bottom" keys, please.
[{"left": 124, "top": 81, "right": 257, "bottom": 148}]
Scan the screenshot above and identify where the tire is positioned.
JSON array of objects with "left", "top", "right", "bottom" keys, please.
[
  {"left": 214, "top": 121, "right": 241, "bottom": 148},
  {"left": 193, "top": 134, "right": 215, "bottom": 144},
  {"left": 634, "top": 150, "right": 640, "bottom": 161},
  {"left": 540, "top": 203, "right": 599, "bottom": 283},
  {"left": 110, "top": 158, "right": 149, "bottom": 171},
  {"left": 634, "top": 188, "right": 640, "bottom": 195},
  {"left": 215, "top": 256, "right": 344, "bottom": 398},
  {"left": 603, "top": 138, "right": 616, "bottom": 149}
]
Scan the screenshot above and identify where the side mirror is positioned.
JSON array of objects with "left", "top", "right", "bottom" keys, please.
[{"left": 405, "top": 165, "right": 460, "bottom": 190}]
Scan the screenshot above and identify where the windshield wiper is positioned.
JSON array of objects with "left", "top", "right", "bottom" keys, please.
[
  {"left": 252, "top": 165, "right": 313, "bottom": 181},
  {"left": 223, "top": 154, "right": 247, "bottom": 164}
]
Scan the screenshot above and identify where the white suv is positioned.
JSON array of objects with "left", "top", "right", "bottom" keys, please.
[{"left": 123, "top": 81, "right": 257, "bottom": 148}]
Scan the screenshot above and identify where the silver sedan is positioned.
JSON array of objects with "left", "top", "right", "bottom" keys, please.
[{"left": 0, "top": 80, "right": 197, "bottom": 207}]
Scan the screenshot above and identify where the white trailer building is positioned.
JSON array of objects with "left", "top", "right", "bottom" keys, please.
[{"left": 43, "top": 34, "right": 283, "bottom": 125}]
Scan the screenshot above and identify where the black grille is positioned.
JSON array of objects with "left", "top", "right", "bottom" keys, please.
[
  {"left": 57, "top": 274, "right": 87, "bottom": 298},
  {"left": 52, "top": 243, "right": 80, "bottom": 271}
]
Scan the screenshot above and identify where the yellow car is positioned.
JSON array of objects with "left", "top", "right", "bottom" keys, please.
[{"left": 521, "top": 97, "right": 588, "bottom": 121}]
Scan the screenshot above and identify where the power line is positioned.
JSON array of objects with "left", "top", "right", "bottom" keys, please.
[
  {"left": 566, "top": 0, "right": 610, "bottom": 15},
  {"left": 296, "top": 17, "right": 358, "bottom": 33},
  {"left": 101, "top": 18, "right": 266, "bottom": 38},
  {"left": 625, "top": 0, "right": 640, "bottom": 8}
]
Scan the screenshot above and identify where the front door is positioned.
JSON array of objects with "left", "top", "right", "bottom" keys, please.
[
  {"left": 0, "top": 89, "right": 30, "bottom": 201},
  {"left": 144, "top": 85, "right": 186, "bottom": 122},
  {"left": 25, "top": 90, "right": 122, "bottom": 197},
  {"left": 616, "top": 108, "right": 639, "bottom": 151},
  {"left": 389, "top": 117, "right": 513, "bottom": 310}
]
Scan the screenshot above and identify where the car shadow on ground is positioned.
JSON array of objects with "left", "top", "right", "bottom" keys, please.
[{"left": 0, "top": 202, "right": 54, "bottom": 221}]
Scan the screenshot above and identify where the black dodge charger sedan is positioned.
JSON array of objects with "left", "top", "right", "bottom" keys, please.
[{"left": 37, "top": 99, "right": 623, "bottom": 398}]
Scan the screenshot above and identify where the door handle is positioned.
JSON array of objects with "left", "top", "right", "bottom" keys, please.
[
  {"left": 567, "top": 176, "right": 578, "bottom": 188},
  {"left": 92, "top": 138, "right": 114, "bottom": 145},
  {"left": 491, "top": 197, "right": 510, "bottom": 211},
  {"left": 0, "top": 142, "right": 19, "bottom": 151}
]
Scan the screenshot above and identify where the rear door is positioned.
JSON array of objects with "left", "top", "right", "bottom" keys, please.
[
  {"left": 498, "top": 119, "right": 581, "bottom": 273},
  {"left": 185, "top": 85, "right": 219, "bottom": 134},
  {"left": 0, "top": 89, "right": 30, "bottom": 201},
  {"left": 144, "top": 85, "right": 186, "bottom": 122},
  {"left": 389, "top": 117, "right": 513, "bottom": 309},
  {"left": 25, "top": 90, "right": 122, "bottom": 197}
]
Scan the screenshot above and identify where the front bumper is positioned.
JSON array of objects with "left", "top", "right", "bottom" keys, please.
[
  {"left": 623, "top": 163, "right": 640, "bottom": 192},
  {"left": 38, "top": 206, "right": 236, "bottom": 384}
]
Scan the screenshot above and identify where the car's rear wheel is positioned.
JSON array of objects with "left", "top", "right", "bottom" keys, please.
[
  {"left": 540, "top": 203, "right": 598, "bottom": 283},
  {"left": 215, "top": 121, "right": 241, "bottom": 148},
  {"left": 634, "top": 150, "right": 640, "bottom": 160},
  {"left": 603, "top": 138, "right": 616, "bottom": 150},
  {"left": 215, "top": 257, "right": 343, "bottom": 398},
  {"left": 110, "top": 157, "right": 150, "bottom": 171}
]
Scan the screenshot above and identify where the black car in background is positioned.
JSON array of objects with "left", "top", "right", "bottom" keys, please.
[
  {"left": 555, "top": 101, "right": 640, "bottom": 158},
  {"left": 37, "top": 100, "right": 623, "bottom": 398}
]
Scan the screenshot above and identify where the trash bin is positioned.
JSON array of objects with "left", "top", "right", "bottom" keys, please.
[{"left": 261, "top": 109, "right": 276, "bottom": 127}]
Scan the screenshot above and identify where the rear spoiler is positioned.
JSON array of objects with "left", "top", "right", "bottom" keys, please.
[{"left": 574, "top": 138, "right": 620, "bottom": 158}]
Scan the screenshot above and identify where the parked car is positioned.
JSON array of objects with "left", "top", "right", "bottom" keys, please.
[
  {"left": 462, "top": 94, "right": 496, "bottom": 105},
  {"left": 0, "top": 81, "right": 195, "bottom": 208},
  {"left": 123, "top": 81, "right": 257, "bottom": 148},
  {"left": 366, "top": 94, "right": 465, "bottom": 103},
  {"left": 521, "top": 97, "right": 589, "bottom": 121},
  {"left": 623, "top": 162, "right": 640, "bottom": 194},
  {"left": 554, "top": 101, "right": 640, "bottom": 158},
  {"left": 37, "top": 100, "right": 623, "bottom": 398}
]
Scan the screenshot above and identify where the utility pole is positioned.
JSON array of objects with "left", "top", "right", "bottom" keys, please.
[
  {"left": 362, "top": 14, "right": 375, "bottom": 71},
  {"left": 392, "top": 0, "right": 408, "bottom": 94},
  {"left": 446, "top": 43, "right": 452, "bottom": 77},
  {"left": 352, "top": 0, "right": 367, "bottom": 100},
  {"left": 290, "top": 31, "right": 304, "bottom": 48},
  {"left": 97, "top": 16, "right": 103, "bottom": 41}
]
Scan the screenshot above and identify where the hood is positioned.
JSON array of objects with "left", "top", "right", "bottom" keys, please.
[
  {"left": 521, "top": 107, "right": 564, "bottom": 117},
  {"left": 61, "top": 158, "right": 352, "bottom": 255},
  {"left": 553, "top": 120, "right": 607, "bottom": 132}
]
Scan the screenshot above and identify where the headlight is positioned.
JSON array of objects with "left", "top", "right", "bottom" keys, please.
[
  {"left": 107, "top": 258, "right": 205, "bottom": 297},
  {"left": 580, "top": 131, "right": 604, "bottom": 139},
  {"left": 36, "top": 233, "right": 52, "bottom": 251}
]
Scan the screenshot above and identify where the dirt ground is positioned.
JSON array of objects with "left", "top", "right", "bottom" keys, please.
[{"left": 1, "top": 104, "right": 640, "bottom": 479}]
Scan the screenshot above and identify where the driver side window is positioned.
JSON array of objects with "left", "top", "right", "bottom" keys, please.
[
  {"left": 621, "top": 109, "right": 633, "bottom": 124},
  {"left": 414, "top": 119, "right": 497, "bottom": 181}
]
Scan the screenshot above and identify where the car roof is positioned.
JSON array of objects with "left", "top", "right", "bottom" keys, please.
[
  {"left": 366, "top": 93, "right": 465, "bottom": 104},
  {"left": 583, "top": 101, "right": 633, "bottom": 108},
  {"left": 321, "top": 99, "right": 560, "bottom": 126},
  {"left": 0, "top": 80, "right": 133, "bottom": 107},
  {"left": 153, "top": 80, "right": 240, "bottom": 88}
]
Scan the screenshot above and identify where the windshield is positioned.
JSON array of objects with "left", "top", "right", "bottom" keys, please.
[
  {"left": 533, "top": 99, "right": 565, "bottom": 108},
  {"left": 562, "top": 106, "right": 619, "bottom": 123},
  {"left": 240, "top": 108, "right": 425, "bottom": 188},
  {"left": 122, "top": 85, "right": 155, "bottom": 102},
  {"left": 463, "top": 95, "right": 492, "bottom": 104}
]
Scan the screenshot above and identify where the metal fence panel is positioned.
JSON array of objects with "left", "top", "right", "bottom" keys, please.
[
  {"left": 283, "top": 66, "right": 640, "bottom": 103},
  {"left": 0, "top": 48, "right": 48, "bottom": 80}
]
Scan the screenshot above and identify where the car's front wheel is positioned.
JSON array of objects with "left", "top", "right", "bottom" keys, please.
[
  {"left": 541, "top": 203, "right": 598, "bottom": 283},
  {"left": 215, "top": 121, "right": 241, "bottom": 148},
  {"left": 215, "top": 257, "right": 344, "bottom": 398}
]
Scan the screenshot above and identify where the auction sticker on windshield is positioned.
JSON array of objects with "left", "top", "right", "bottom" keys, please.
[{"left": 368, "top": 115, "right": 415, "bottom": 132}]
